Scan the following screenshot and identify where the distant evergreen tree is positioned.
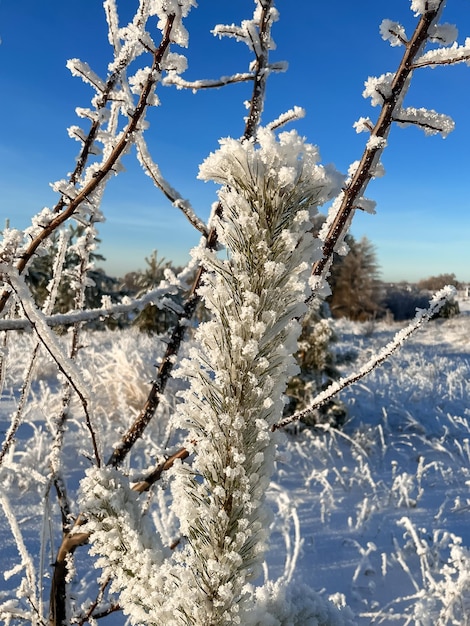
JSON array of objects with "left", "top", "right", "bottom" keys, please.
[
  {"left": 26, "top": 226, "right": 123, "bottom": 326},
  {"left": 328, "top": 235, "right": 384, "bottom": 321},
  {"left": 285, "top": 303, "right": 347, "bottom": 428},
  {"left": 123, "top": 250, "right": 182, "bottom": 334}
]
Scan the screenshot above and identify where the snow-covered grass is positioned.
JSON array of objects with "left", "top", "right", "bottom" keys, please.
[
  {"left": 268, "top": 311, "right": 470, "bottom": 625},
  {"left": 1, "top": 311, "right": 470, "bottom": 624}
]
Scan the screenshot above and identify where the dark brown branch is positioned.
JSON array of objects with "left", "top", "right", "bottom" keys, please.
[
  {"left": 243, "top": 1, "right": 275, "bottom": 139},
  {"left": 81, "top": 602, "right": 121, "bottom": 622},
  {"left": 132, "top": 445, "right": 191, "bottom": 493},
  {"left": 388, "top": 27, "right": 409, "bottom": 47},
  {"left": 310, "top": 3, "right": 444, "bottom": 289},
  {"left": 392, "top": 115, "right": 450, "bottom": 133},
  {"left": 3, "top": 274, "right": 102, "bottom": 468},
  {"left": 49, "top": 514, "right": 89, "bottom": 626},
  {"left": 0, "top": 14, "right": 176, "bottom": 317},
  {"left": 76, "top": 578, "right": 112, "bottom": 625}
]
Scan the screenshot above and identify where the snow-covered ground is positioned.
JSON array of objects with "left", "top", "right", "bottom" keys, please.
[
  {"left": 1, "top": 308, "right": 470, "bottom": 624},
  {"left": 268, "top": 308, "right": 470, "bottom": 624}
]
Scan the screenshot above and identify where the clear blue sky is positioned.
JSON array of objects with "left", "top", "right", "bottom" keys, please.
[{"left": 0, "top": 1, "right": 469, "bottom": 283}]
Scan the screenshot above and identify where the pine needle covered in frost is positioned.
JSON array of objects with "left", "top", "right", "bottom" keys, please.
[{"left": 166, "top": 127, "right": 341, "bottom": 625}]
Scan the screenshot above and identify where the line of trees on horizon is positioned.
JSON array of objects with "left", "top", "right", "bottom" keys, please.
[{"left": 24, "top": 228, "right": 462, "bottom": 329}]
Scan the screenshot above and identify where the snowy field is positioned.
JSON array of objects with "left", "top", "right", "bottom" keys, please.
[
  {"left": 1, "top": 306, "right": 470, "bottom": 624},
  {"left": 268, "top": 307, "right": 470, "bottom": 625}
]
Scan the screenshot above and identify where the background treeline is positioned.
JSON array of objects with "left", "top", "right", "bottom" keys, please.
[
  {"left": 27, "top": 228, "right": 462, "bottom": 334},
  {"left": 327, "top": 234, "right": 462, "bottom": 322},
  {"left": 25, "top": 226, "right": 462, "bottom": 334},
  {"left": 25, "top": 227, "right": 463, "bottom": 431}
]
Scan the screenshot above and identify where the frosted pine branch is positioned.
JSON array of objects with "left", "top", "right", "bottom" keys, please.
[
  {"left": 106, "top": 0, "right": 282, "bottom": 470},
  {"left": 79, "top": 467, "right": 170, "bottom": 624},
  {"left": 157, "top": 128, "right": 340, "bottom": 624}
]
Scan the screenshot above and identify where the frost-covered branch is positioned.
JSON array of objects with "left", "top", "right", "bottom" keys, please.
[
  {"left": 0, "top": 493, "right": 41, "bottom": 623},
  {"left": 412, "top": 37, "right": 470, "bottom": 67},
  {"left": 163, "top": 70, "right": 255, "bottom": 90},
  {"left": 0, "top": 280, "right": 182, "bottom": 331},
  {"left": 0, "top": 12, "right": 177, "bottom": 316},
  {"left": 0, "top": 232, "right": 70, "bottom": 465},
  {"left": 243, "top": 1, "right": 279, "bottom": 138},
  {"left": 310, "top": 1, "right": 449, "bottom": 294},
  {"left": 1, "top": 265, "right": 102, "bottom": 470},
  {"left": 393, "top": 106, "right": 454, "bottom": 136},
  {"left": 275, "top": 285, "right": 457, "bottom": 431},
  {"left": 107, "top": 0, "right": 280, "bottom": 468},
  {"left": 266, "top": 105, "right": 306, "bottom": 131}
]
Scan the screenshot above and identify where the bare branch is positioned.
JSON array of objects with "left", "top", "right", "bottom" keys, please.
[{"left": 309, "top": 3, "right": 446, "bottom": 294}]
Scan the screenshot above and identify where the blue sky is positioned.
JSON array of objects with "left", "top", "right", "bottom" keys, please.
[{"left": 0, "top": 1, "right": 469, "bottom": 282}]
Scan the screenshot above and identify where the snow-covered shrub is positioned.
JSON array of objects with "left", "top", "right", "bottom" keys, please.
[{"left": 387, "top": 519, "right": 470, "bottom": 625}]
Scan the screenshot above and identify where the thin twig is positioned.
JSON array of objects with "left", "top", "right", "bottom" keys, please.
[
  {"left": 0, "top": 284, "right": 181, "bottom": 331},
  {"left": 274, "top": 286, "right": 455, "bottom": 431},
  {"left": 76, "top": 577, "right": 111, "bottom": 625},
  {"left": 135, "top": 133, "right": 209, "bottom": 237},
  {"left": 163, "top": 71, "right": 255, "bottom": 90}
]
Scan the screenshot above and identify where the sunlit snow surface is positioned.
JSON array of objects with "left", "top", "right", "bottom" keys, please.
[
  {"left": 1, "top": 307, "right": 470, "bottom": 624},
  {"left": 267, "top": 305, "right": 470, "bottom": 624}
]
